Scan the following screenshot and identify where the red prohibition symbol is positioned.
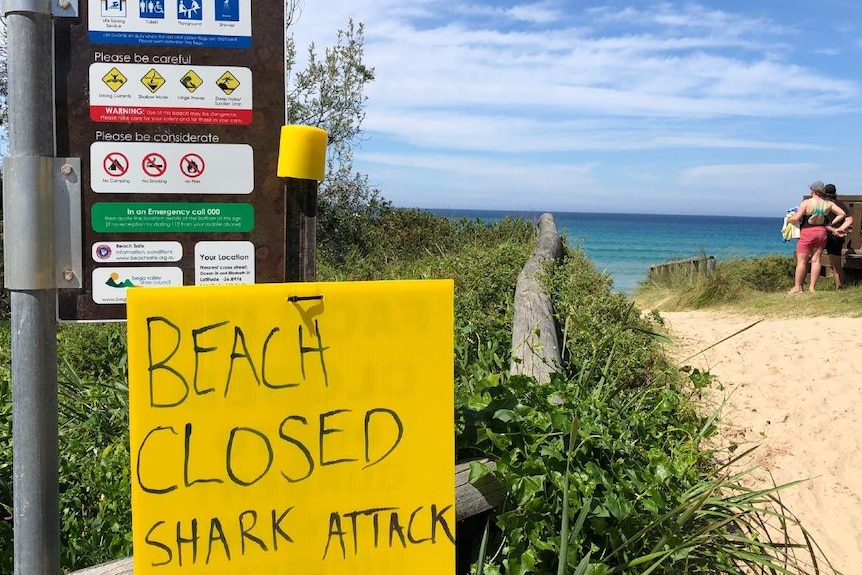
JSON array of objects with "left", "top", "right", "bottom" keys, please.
[
  {"left": 142, "top": 153, "right": 168, "bottom": 177},
  {"left": 180, "top": 153, "right": 205, "bottom": 178},
  {"left": 104, "top": 152, "right": 129, "bottom": 177}
]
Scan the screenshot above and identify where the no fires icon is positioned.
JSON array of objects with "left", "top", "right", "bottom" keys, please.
[{"left": 180, "top": 153, "right": 205, "bottom": 178}]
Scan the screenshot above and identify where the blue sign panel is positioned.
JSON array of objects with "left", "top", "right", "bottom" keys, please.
[
  {"left": 89, "top": 0, "right": 251, "bottom": 47},
  {"left": 138, "top": 0, "right": 164, "bottom": 19},
  {"left": 215, "top": 0, "right": 238, "bottom": 22}
]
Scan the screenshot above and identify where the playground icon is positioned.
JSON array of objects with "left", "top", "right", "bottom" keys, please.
[{"left": 178, "top": 0, "right": 202, "bottom": 20}]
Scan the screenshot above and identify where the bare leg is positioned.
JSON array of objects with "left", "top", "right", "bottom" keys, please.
[
  {"left": 828, "top": 253, "right": 844, "bottom": 290},
  {"left": 809, "top": 248, "right": 824, "bottom": 292},
  {"left": 790, "top": 251, "right": 807, "bottom": 293}
]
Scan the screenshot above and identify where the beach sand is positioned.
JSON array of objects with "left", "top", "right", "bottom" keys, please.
[{"left": 662, "top": 311, "right": 862, "bottom": 575}]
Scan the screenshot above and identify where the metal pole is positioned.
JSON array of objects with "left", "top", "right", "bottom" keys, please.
[{"left": 4, "top": 0, "right": 60, "bottom": 572}]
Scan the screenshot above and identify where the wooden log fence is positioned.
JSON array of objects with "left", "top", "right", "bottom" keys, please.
[
  {"left": 648, "top": 255, "right": 715, "bottom": 280},
  {"left": 69, "top": 213, "right": 566, "bottom": 575},
  {"left": 510, "top": 213, "right": 564, "bottom": 383}
]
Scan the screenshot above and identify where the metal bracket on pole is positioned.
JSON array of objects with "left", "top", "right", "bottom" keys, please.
[
  {"left": 1, "top": 0, "right": 78, "bottom": 17},
  {"left": 3, "top": 155, "right": 56, "bottom": 290},
  {"left": 55, "top": 158, "right": 83, "bottom": 289}
]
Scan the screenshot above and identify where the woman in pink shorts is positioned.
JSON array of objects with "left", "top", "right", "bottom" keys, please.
[{"left": 788, "top": 181, "right": 846, "bottom": 293}]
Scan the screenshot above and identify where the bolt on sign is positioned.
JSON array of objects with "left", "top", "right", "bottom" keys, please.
[
  {"left": 55, "top": 0, "right": 283, "bottom": 321},
  {"left": 126, "top": 280, "right": 456, "bottom": 574}
]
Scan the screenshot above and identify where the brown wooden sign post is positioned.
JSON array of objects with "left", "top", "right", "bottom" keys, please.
[{"left": 55, "top": 0, "right": 286, "bottom": 321}]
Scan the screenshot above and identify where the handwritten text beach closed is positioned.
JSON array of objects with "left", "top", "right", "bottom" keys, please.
[{"left": 127, "top": 280, "right": 455, "bottom": 574}]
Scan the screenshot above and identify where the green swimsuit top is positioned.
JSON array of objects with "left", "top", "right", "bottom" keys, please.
[{"left": 801, "top": 199, "right": 827, "bottom": 227}]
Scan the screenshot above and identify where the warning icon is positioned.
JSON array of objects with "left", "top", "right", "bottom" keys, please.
[
  {"left": 141, "top": 69, "right": 166, "bottom": 93},
  {"left": 102, "top": 67, "right": 128, "bottom": 93},
  {"left": 215, "top": 71, "right": 240, "bottom": 95},
  {"left": 179, "top": 70, "right": 203, "bottom": 93}
]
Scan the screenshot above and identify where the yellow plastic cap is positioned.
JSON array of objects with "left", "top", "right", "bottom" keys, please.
[{"left": 277, "top": 125, "right": 328, "bottom": 181}]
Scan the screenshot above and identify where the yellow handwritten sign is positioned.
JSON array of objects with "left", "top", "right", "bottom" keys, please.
[{"left": 127, "top": 280, "right": 455, "bottom": 574}]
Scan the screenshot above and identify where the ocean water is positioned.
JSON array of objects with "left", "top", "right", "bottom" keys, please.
[{"left": 430, "top": 209, "right": 794, "bottom": 294}]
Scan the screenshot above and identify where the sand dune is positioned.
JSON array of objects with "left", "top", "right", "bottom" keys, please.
[{"left": 662, "top": 311, "right": 862, "bottom": 575}]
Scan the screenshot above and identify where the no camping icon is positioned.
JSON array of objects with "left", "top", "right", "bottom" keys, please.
[{"left": 103, "top": 152, "right": 129, "bottom": 177}]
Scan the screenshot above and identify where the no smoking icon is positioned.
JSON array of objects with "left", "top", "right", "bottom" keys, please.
[
  {"left": 180, "top": 153, "right": 205, "bottom": 178},
  {"left": 142, "top": 153, "right": 167, "bottom": 177}
]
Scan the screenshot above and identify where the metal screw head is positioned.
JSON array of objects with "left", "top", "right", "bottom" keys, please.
[
  {"left": 63, "top": 269, "right": 75, "bottom": 282},
  {"left": 59, "top": 163, "right": 74, "bottom": 177},
  {"left": 58, "top": 0, "right": 71, "bottom": 9}
]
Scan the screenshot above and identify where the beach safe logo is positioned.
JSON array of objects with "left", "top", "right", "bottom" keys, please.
[{"left": 95, "top": 244, "right": 113, "bottom": 260}]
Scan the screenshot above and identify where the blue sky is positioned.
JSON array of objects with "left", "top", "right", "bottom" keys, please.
[{"left": 289, "top": 1, "right": 862, "bottom": 216}]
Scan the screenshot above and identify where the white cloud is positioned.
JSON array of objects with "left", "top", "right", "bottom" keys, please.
[{"left": 288, "top": 1, "right": 862, "bottom": 214}]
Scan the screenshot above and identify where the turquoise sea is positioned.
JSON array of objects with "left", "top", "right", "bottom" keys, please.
[{"left": 430, "top": 209, "right": 794, "bottom": 294}]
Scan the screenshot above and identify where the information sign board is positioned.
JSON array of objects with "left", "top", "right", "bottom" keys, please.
[
  {"left": 126, "top": 280, "right": 456, "bottom": 574},
  {"left": 89, "top": 0, "right": 252, "bottom": 47},
  {"left": 56, "top": 0, "right": 285, "bottom": 321}
]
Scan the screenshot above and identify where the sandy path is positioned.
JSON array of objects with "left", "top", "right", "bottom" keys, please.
[{"left": 662, "top": 311, "right": 862, "bottom": 575}]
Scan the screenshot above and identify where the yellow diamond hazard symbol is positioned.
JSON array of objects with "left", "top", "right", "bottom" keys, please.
[
  {"left": 140, "top": 68, "right": 166, "bottom": 94},
  {"left": 101, "top": 67, "right": 127, "bottom": 93},
  {"left": 179, "top": 70, "right": 203, "bottom": 93},
  {"left": 216, "top": 71, "right": 240, "bottom": 95}
]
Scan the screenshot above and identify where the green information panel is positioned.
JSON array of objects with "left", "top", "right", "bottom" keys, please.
[{"left": 92, "top": 203, "right": 254, "bottom": 233}]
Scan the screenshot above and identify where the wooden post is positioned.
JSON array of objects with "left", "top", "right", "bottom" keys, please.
[
  {"left": 284, "top": 177, "right": 317, "bottom": 282},
  {"left": 510, "top": 213, "right": 563, "bottom": 383}
]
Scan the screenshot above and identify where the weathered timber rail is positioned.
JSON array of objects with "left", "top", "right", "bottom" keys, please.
[
  {"left": 69, "top": 213, "right": 566, "bottom": 575},
  {"left": 648, "top": 255, "right": 715, "bottom": 279},
  {"left": 510, "top": 213, "right": 564, "bottom": 383}
]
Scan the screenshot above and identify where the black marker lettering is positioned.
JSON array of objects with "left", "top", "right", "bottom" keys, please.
[
  {"left": 137, "top": 426, "right": 178, "bottom": 494},
  {"left": 176, "top": 518, "right": 199, "bottom": 567},
  {"left": 322, "top": 512, "right": 346, "bottom": 560},
  {"left": 262, "top": 328, "right": 299, "bottom": 389},
  {"left": 226, "top": 427, "right": 273, "bottom": 487},
  {"left": 431, "top": 504, "right": 456, "bottom": 544},
  {"left": 388, "top": 511, "right": 406, "bottom": 548},
  {"left": 205, "top": 517, "right": 230, "bottom": 564},
  {"left": 144, "top": 521, "right": 173, "bottom": 566},
  {"left": 224, "top": 326, "right": 261, "bottom": 397},
  {"left": 363, "top": 408, "right": 404, "bottom": 469},
  {"left": 319, "top": 410, "right": 357, "bottom": 467},
  {"left": 191, "top": 320, "right": 228, "bottom": 396},
  {"left": 147, "top": 317, "right": 188, "bottom": 408},
  {"left": 407, "top": 506, "right": 431, "bottom": 544},
  {"left": 239, "top": 510, "right": 267, "bottom": 554},
  {"left": 298, "top": 320, "right": 329, "bottom": 386},
  {"left": 278, "top": 416, "right": 314, "bottom": 482},
  {"left": 184, "top": 423, "right": 223, "bottom": 487},
  {"left": 270, "top": 508, "right": 294, "bottom": 550}
]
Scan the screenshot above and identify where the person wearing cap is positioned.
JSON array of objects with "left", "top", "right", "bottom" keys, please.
[
  {"left": 824, "top": 183, "right": 853, "bottom": 290},
  {"left": 787, "top": 181, "right": 846, "bottom": 293}
]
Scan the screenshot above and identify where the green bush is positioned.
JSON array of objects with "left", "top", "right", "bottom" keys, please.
[
  {"left": 0, "top": 323, "right": 132, "bottom": 573},
  {"left": 638, "top": 254, "right": 797, "bottom": 308},
  {"left": 717, "top": 254, "right": 795, "bottom": 292}
]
